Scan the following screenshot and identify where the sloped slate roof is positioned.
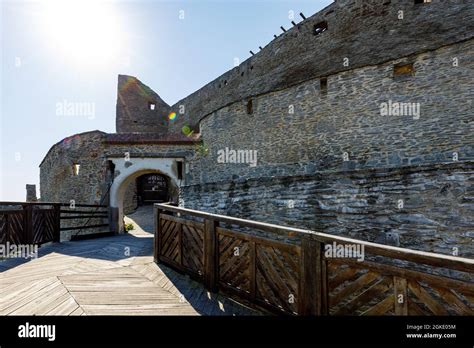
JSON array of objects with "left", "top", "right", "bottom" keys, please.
[{"left": 104, "top": 132, "right": 200, "bottom": 144}]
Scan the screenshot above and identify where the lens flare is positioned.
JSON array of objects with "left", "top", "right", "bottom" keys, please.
[
  {"left": 41, "top": 0, "right": 122, "bottom": 68},
  {"left": 168, "top": 112, "right": 177, "bottom": 120},
  {"left": 182, "top": 125, "right": 192, "bottom": 136}
]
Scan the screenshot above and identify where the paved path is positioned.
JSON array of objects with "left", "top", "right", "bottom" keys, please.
[{"left": 0, "top": 206, "right": 256, "bottom": 316}]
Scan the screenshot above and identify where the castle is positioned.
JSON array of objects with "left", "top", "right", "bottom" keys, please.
[{"left": 39, "top": 0, "right": 474, "bottom": 257}]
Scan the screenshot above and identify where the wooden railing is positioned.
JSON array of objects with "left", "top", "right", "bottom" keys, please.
[
  {"left": 0, "top": 202, "right": 109, "bottom": 245},
  {"left": 154, "top": 203, "right": 474, "bottom": 316},
  {"left": 0, "top": 202, "right": 60, "bottom": 246},
  {"left": 59, "top": 203, "right": 110, "bottom": 240}
]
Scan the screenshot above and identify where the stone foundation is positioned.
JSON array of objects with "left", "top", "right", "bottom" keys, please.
[{"left": 182, "top": 161, "right": 474, "bottom": 258}]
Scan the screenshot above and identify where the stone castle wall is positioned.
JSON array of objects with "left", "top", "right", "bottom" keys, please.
[
  {"left": 40, "top": 132, "right": 196, "bottom": 238},
  {"left": 40, "top": 134, "right": 197, "bottom": 206},
  {"left": 176, "top": 1, "right": 474, "bottom": 257},
  {"left": 168, "top": 0, "right": 474, "bottom": 133},
  {"left": 40, "top": 134, "right": 197, "bottom": 205},
  {"left": 183, "top": 162, "right": 474, "bottom": 258},
  {"left": 39, "top": 0, "right": 474, "bottom": 254},
  {"left": 39, "top": 131, "right": 110, "bottom": 240},
  {"left": 185, "top": 38, "right": 474, "bottom": 185},
  {"left": 40, "top": 131, "right": 108, "bottom": 204}
]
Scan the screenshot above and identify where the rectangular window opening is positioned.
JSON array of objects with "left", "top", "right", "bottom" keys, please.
[
  {"left": 148, "top": 102, "right": 156, "bottom": 110},
  {"left": 72, "top": 163, "right": 80, "bottom": 176},
  {"left": 393, "top": 63, "right": 415, "bottom": 77},
  {"left": 246, "top": 99, "right": 253, "bottom": 115},
  {"left": 313, "top": 21, "right": 328, "bottom": 36},
  {"left": 320, "top": 77, "right": 328, "bottom": 94}
]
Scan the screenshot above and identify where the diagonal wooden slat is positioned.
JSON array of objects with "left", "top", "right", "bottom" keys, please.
[
  {"left": 160, "top": 221, "right": 181, "bottom": 262},
  {"left": 33, "top": 209, "right": 55, "bottom": 244},
  {"left": 219, "top": 238, "right": 251, "bottom": 293},
  {"left": 0, "top": 213, "right": 6, "bottom": 244},
  {"left": 220, "top": 247, "right": 250, "bottom": 282},
  {"left": 263, "top": 246, "right": 299, "bottom": 292},
  {"left": 408, "top": 281, "right": 449, "bottom": 315},
  {"left": 231, "top": 269, "right": 251, "bottom": 292},
  {"left": 334, "top": 276, "right": 392, "bottom": 316},
  {"left": 182, "top": 224, "right": 204, "bottom": 274},
  {"left": 257, "top": 246, "right": 296, "bottom": 300},
  {"left": 330, "top": 271, "right": 380, "bottom": 307},
  {"left": 160, "top": 220, "right": 175, "bottom": 249},
  {"left": 329, "top": 266, "right": 361, "bottom": 291},
  {"left": 219, "top": 237, "right": 243, "bottom": 262},
  {"left": 162, "top": 238, "right": 180, "bottom": 263},
  {"left": 408, "top": 300, "right": 428, "bottom": 316},
  {"left": 161, "top": 231, "right": 178, "bottom": 258},
  {"left": 9, "top": 212, "right": 25, "bottom": 245},
  {"left": 256, "top": 260, "right": 295, "bottom": 314},
  {"left": 432, "top": 287, "right": 474, "bottom": 315},
  {"left": 361, "top": 294, "right": 395, "bottom": 316},
  {"left": 219, "top": 239, "right": 249, "bottom": 278}
]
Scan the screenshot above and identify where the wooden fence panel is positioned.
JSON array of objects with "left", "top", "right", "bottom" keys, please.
[
  {"left": 327, "top": 261, "right": 395, "bottom": 315},
  {"left": 182, "top": 223, "right": 204, "bottom": 276},
  {"left": 32, "top": 209, "right": 56, "bottom": 245},
  {"left": 159, "top": 216, "right": 182, "bottom": 267},
  {"left": 407, "top": 280, "right": 473, "bottom": 315},
  {"left": 0, "top": 210, "right": 26, "bottom": 245},
  {"left": 218, "top": 233, "right": 252, "bottom": 295},
  {"left": 327, "top": 258, "right": 474, "bottom": 316},
  {"left": 1, "top": 201, "right": 109, "bottom": 246},
  {"left": 154, "top": 203, "right": 474, "bottom": 316},
  {"left": 255, "top": 244, "right": 300, "bottom": 314}
]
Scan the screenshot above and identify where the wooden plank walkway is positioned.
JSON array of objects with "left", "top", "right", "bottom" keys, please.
[{"left": 0, "top": 208, "right": 257, "bottom": 316}]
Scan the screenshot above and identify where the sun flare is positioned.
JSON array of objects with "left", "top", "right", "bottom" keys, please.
[{"left": 41, "top": 0, "right": 122, "bottom": 67}]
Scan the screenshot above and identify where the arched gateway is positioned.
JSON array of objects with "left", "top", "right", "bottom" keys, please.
[{"left": 108, "top": 157, "right": 183, "bottom": 233}]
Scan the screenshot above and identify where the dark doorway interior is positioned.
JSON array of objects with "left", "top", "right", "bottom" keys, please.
[{"left": 137, "top": 173, "right": 169, "bottom": 205}]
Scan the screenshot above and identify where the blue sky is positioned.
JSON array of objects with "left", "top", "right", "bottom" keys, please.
[{"left": 0, "top": 0, "right": 332, "bottom": 201}]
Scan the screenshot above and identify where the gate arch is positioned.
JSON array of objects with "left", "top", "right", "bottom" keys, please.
[{"left": 108, "top": 157, "right": 182, "bottom": 232}]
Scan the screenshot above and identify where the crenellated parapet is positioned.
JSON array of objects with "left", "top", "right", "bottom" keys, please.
[{"left": 166, "top": 0, "right": 474, "bottom": 132}]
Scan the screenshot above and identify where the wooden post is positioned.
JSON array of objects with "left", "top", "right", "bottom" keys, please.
[
  {"left": 53, "top": 204, "right": 61, "bottom": 243},
  {"left": 394, "top": 276, "right": 408, "bottom": 315},
  {"left": 23, "top": 204, "right": 34, "bottom": 245},
  {"left": 298, "top": 237, "right": 322, "bottom": 315},
  {"left": 321, "top": 256, "right": 329, "bottom": 315},
  {"left": 108, "top": 207, "right": 119, "bottom": 234},
  {"left": 154, "top": 206, "right": 161, "bottom": 263},
  {"left": 249, "top": 241, "right": 257, "bottom": 300},
  {"left": 5, "top": 212, "right": 10, "bottom": 244},
  {"left": 204, "top": 218, "right": 218, "bottom": 292},
  {"left": 178, "top": 221, "right": 183, "bottom": 267}
]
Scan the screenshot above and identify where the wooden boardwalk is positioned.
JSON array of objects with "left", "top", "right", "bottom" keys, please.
[{"left": 0, "top": 208, "right": 256, "bottom": 316}]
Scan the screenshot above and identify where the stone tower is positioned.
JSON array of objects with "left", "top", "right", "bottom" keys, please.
[
  {"left": 115, "top": 75, "right": 171, "bottom": 134},
  {"left": 26, "top": 184, "right": 37, "bottom": 202}
]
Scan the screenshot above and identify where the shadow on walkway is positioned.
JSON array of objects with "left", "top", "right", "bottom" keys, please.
[{"left": 0, "top": 206, "right": 258, "bottom": 316}]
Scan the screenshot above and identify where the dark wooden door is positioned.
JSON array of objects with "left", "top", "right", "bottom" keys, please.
[{"left": 138, "top": 174, "right": 168, "bottom": 204}]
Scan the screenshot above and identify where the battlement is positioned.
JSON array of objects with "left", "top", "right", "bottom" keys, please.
[{"left": 164, "top": 0, "right": 473, "bottom": 132}]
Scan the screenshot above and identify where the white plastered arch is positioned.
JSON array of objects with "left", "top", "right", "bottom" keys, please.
[{"left": 108, "top": 157, "right": 182, "bottom": 233}]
